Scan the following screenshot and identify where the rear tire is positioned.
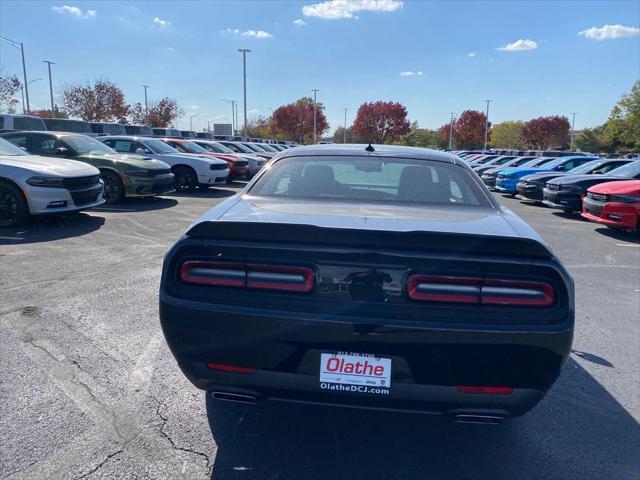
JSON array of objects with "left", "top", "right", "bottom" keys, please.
[
  {"left": 0, "top": 181, "right": 28, "bottom": 227},
  {"left": 101, "top": 170, "right": 124, "bottom": 204},
  {"left": 173, "top": 166, "right": 198, "bottom": 192}
]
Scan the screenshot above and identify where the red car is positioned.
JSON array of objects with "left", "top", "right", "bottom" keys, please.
[
  {"left": 160, "top": 138, "right": 249, "bottom": 181},
  {"left": 581, "top": 180, "right": 640, "bottom": 232}
]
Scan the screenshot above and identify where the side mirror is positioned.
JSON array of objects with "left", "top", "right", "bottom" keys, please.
[
  {"left": 55, "top": 147, "right": 70, "bottom": 156},
  {"left": 135, "top": 148, "right": 146, "bottom": 154}
]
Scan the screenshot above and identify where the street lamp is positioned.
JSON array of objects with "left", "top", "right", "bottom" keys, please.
[
  {"left": 312, "top": 89, "right": 319, "bottom": 144},
  {"left": 43, "top": 60, "right": 55, "bottom": 111},
  {"left": 483, "top": 100, "right": 492, "bottom": 151},
  {"left": 448, "top": 112, "right": 456, "bottom": 150},
  {"left": 569, "top": 112, "right": 577, "bottom": 151},
  {"left": 221, "top": 99, "right": 237, "bottom": 133},
  {"left": 20, "top": 78, "right": 41, "bottom": 115},
  {"left": 189, "top": 113, "right": 205, "bottom": 131},
  {"left": 343, "top": 108, "right": 348, "bottom": 144},
  {"left": 238, "top": 49, "right": 251, "bottom": 140},
  {"left": 1, "top": 35, "right": 30, "bottom": 113},
  {"left": 142, "top": 85, "right": 149, "bottom": 123}
]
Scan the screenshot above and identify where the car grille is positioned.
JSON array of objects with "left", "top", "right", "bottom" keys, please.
[
  {"left": 150, "top": 169, "right": 172, "bottom": 176},
  {"left": 63, "top": 175, "right": 100, "bottom": 190},
  {"left": 587, "top": 192, "right": 607, "bottom": 202},
  {"left": 210, "top": 163, "right": 228, "bottom": 171},
  {"left": 547, "top": 184, "right": 560, "bottom": 191},
  {"left": 70, "top": 185, "right": 101, "bottom": 206}
]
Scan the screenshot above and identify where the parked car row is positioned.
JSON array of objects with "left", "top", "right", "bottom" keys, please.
[
  {"left": 0, "top": 127, "right": 290, "bottom": 226},
  {"left": 454, "top": 151, "right": 640, "bottom": 233},
  {"left": 0, "top": 114, "right": 300, "bottom": 147}
]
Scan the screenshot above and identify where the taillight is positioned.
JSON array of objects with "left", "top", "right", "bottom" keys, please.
[
  {"left": 179, "top": 260, "right": 315, "bottom": 293},
  {"left": 457, "top": 386, "right": 513, "bottom": 395},
  {"left": 407, "top": 274, "right": 554, "bottom": 307}
]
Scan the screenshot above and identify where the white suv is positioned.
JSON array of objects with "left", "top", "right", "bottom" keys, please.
[{"left": 0, "top": 138, "right": 104, "bottom": 227}]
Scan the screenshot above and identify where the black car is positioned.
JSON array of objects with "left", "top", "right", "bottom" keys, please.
[
  {"left": 89, "top": 122, "right": 127, "bottom": 136},
  {"left": 543, "top": 161, "right": 640, "bottom": 211},
  {"left": 43, "top": 118, "right": 93, "bottom": 135},
  {"left": 124, "top": 125, "right": 153, "bottom": 136},
  {"left": 516, "top": 159, "right": 631, "bottom": 202},
  {"left": 160, "top": 144, "right": 574, "bottom": 423},
  {"left": 152, "top": 127, "right": 182, "bottom": 137}
]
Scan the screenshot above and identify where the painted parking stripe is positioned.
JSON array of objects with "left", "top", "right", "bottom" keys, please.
[{"left": 615, "top": 243, "right": 640, "bottom": 248}]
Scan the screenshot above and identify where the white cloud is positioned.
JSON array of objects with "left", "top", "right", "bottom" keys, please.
[
  {"left": 225, "top": 28, "right": 240, "bottom": 34},
  {"left": 467, "top": 52, "right": 476, "bottom": 57},
  {"left": 167, "top": 47, "right": 175, "bottom": 52},
  {"left": 153, "top": 17, "right": 171, "bottom": 27},
  {"left": 293, "top": 18, "right": 307, "bottom": 26},
  {"left": 242, "top": 29, "right": 273, "bottom": 38},
  {"left": 52, "top": 5, "right": 96, "bottom": 19},
  {"left": 400, "top": 71, "right": 422, "bottom": 76},
  {"left": 302, "top": 0, "right": 402, "bottom": 19},
  {"left": 578, "top": 24, "right": 640, "bottom": 40},
  {"left": 496, "top": 39, "right": 538, "bottom": 51}
]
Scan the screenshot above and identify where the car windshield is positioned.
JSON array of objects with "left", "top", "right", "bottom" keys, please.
[
  {"left": 63, "top": 135, "right": 115, "bottom": 155},
  {"left": 177, "top": 141, "right": 207, "bottom": 153},
  {"left": 198, "top": 142, "right": 233, "bottom": 154},
  {"left": 0, "top": 137, "right": 27, "bottom": 156},
  {"left": 567, "top": 160, "right": 605, "bottom": 175},
  {"left": 223, "top": 142, "right": 253, "bottom": 153},
  {"left": 259, "top": 144, "right": 279, "bottom": 152},
  {"left": 249, "top": 156, "right": 490, "bottom": 207},
  {"left": 243, "top": 143, "right": 266, "bottom": 152},
  {"left": 145, "top": 139, "right": 179, "bottom": 154},
  {"left": 606, "top": 161, "right": 640, "bottom": 177}
]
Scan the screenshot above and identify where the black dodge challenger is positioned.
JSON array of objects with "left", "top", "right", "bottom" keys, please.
[{"left": 160, "top": 144, "right": 574, "bottom": 424}]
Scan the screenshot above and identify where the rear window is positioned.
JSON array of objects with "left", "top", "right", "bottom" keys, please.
[
  {"left": 249, "top": 157, "right": 490, "bottom": 207},
  {"left": 13, "top": 116, "right": 46, "bottom": 130},
  {"left": 43, "top": 119, "right": 91, "bottom": 133}
]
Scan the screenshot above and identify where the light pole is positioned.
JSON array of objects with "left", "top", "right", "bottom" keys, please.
[
  {"left": 20, "top": 78, "right": 41, "bottom": 115},
  {"left": 312, "top": 89, "right": 319, "bottom": 144},
  {"left": 238, "top": 49, "right": 251, "bottom": 140},
  {"left": 343, "top": 108, "right": 348, "bottom": 143},
  {"left": 189, "top": 113, "right": 205, "bottom": 131},
  {"left": 1, "top": 36, "right": 30, "bottom": 113},
  {"left": 448, "top": 112, "right": 455, "bottom": 150},
  {"left": 570, "top": 112, "right": 577, "bottom": 151},
  {"left": 42, "top": 60, "right": 55, "bottom": 111},
  {"left": 142, "top": 85, "right": 149, "bottom": 123},
  {"left": 222, "top": 99, "right": 237, "bottom": 133},
  {"left": 483, "top": 100, "right": 492, "bottom": 151}
]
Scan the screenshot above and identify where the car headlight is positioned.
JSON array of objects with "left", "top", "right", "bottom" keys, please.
[
  {"left": 125, "top": 169, "right": 150, "bottom": 177},
  {"left": 609, "top": 194, "right": 640, "bottom": 203},
  {"left": 26, "top": 176, "right": 65, "bottom": 188}
]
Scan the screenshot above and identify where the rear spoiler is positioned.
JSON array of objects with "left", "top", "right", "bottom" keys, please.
[{"left": 186, "top": 221, "right": 553, "bottom": 259}]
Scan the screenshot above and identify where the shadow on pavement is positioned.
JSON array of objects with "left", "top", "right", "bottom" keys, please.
[
  {"left": 168, "top": 188, "right": 238, "bottom": 199},
  {"left": 91, "top": 196, "right": 178, "bottom": 213},
  {"left": 593, "top": 227, "right": 640, "bottom": 244},
  {"left": 206, "top": 358, "right": 639, "bottom": 480},
  {"left": 0, "top": 213, "right": 104, "bottom": 245}
]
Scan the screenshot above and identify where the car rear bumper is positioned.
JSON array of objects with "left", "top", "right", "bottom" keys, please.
[
  {"left": 582, "top": 198, "right": 640, "bottom": 229},
  {"left": 160, "top": 294, "right": 573, "bottom": 417}
]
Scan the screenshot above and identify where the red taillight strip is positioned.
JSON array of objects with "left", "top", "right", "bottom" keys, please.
[
  {"left": 179, "top": 260, "right": 315, "bottom": 293},
  {"left": 207, "top": 362, "right": 256, "bottom": 375},
  {"left": 457, "top": 386, "right": 513, "bottom": 395},
  {"left": 407, "top": 274, "right": 555, "bottom": 307}
]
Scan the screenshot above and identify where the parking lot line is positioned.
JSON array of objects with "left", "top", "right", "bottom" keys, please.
[{"left": 615, "top": 243, "right": 640, "bottom": 248}]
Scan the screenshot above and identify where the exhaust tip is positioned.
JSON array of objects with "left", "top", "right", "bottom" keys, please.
[
  {"left": 453, "top": 414, "right": 506, "bottom": 425},
  {"left": 211, "top": 391, "right": 259, "bottom": 405}
]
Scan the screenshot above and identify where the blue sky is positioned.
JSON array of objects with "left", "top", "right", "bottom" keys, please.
[{"left": 1, "top": 0, "right": 639, "bottom": 133}]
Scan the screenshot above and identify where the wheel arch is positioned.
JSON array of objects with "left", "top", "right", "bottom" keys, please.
[{"left": 0, "top": 176, "right": 30, "bottom": 208}]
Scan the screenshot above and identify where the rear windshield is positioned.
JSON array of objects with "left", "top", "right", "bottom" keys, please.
[
  {"left": 43, "top": 118, "right": 92, "bottom": 133},
  {"left": 249, "top": 157, "right": 490, "bottom": 207},
  {"left": 13, "top": 116, "right": 46, "bottom": 130}
]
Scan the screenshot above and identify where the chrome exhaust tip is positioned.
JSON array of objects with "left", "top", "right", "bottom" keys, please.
[{"left": 211, "top": 391, "right": 259, "bottom": 405}]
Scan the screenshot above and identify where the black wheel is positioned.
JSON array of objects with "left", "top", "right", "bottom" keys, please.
[
  {"left": 0, "top": 181, "right": 29, "bottom": 227},
  {"left": 101, "top": 170, "right": 124, "bottom": 204},
  {"left": 173, "top": 166, "right": 198, "bottom": 192}
]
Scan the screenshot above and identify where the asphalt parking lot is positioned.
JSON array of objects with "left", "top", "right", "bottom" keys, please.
[{"left": 1, "top": 184, "right": 638, "bottom": 480}]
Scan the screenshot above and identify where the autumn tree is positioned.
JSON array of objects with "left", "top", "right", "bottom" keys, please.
[
  {"left": 30, "top": 107, "right": 68, "bottom": 119},
  {"left": 574, "top": 126, "right": 611, "bottom": 153},
  {"left": 60, "top": 79, "right": 130, "bottom": 122},
  {"left": 454, "top": 110, "right": 489, "bottom": 149},
  {"left": 246, "top": 115, "right": 273, "bottom": 138},
  {"left": 521, "top": 116, "right": 570, "bottom": 150},
  {"left": 352, "top": 101, "right": 410, "bottom": 144},
  {"left": 271, "top": 97, "right": 328, "bottom": 144},
  {"left": 129, "top": 97, "right": 183, "bottom": 127},
  {"left": 0, "top": 74, "right": 21, "bottom": 113},
  {"left": 490, "top": 121, "right": 524, "bottom": 148}
]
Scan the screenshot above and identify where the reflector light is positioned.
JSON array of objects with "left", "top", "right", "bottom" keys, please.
[
  {"left": 180, "top": 260, "right": 315, "bottom": 293},
  {"left": 457, "top": 386, "right": 513, "bottom": 394},
  {"left": 207, "top": 362, "right": 256, "bottom": 375},
  {"left": 407, "top": 274, "right": 554, "bottom": 307}
]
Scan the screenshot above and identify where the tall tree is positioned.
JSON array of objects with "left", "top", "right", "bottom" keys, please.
[
  {"left": 0, "top": 74, "right": 21, "bottom": 113},
  {"left": 603, "top": 80, "right": 640, "bottom": 152},
  {"left": 352, "top": 101, "right": 410, "bottom": 144},
  {"left": 454, "top": 110, "right": 489, "bottom": 149},
  {"left": 521, "top": 116, "right": 570, "bottom": 149},
  {"left": 395, "top": 122, "right": 440, "bottom": 148},
  {"left": 271, "top": 97, "right": 328, "bottom": 144},
  {"left": 246, "top": 115, "right": 273, "bottom": 138},
  {"left": 30, "top": 107, "right": 68, "bottom": 119},
  {"left": 129, "top": 97, "right": 183, "bottom": 127},
  {"left": 490, "top": 121, "right": 524, "bottom": 148},
  {"left": 574, "top": 126, "right": 611, "bottom": 153},
  {"left": 60, "top": 79, "right": 129, "bottom": 122}
]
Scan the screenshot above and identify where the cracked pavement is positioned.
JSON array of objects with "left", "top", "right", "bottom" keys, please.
[{"left": 0, "top": 185, "right": 638, "bottom": 479}]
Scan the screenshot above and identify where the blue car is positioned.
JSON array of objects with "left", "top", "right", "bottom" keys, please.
[{"left": 495, "top": 156, "right": 600, "bottom": 194}]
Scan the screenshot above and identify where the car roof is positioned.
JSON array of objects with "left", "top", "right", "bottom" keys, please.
[{"left": 281, "top": 144, "right": 458, "bottom": 165}]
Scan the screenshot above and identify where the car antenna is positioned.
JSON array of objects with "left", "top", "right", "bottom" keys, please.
[{"left": 365, "top": 143, "right": 375, "bottom": 152}]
